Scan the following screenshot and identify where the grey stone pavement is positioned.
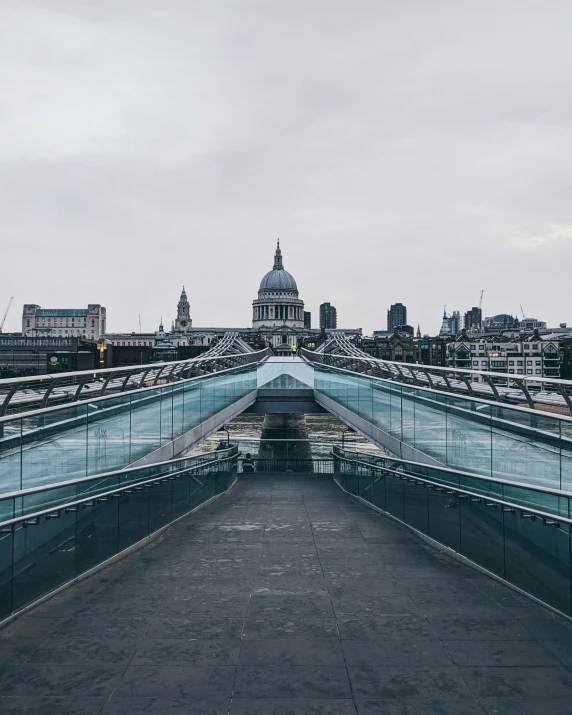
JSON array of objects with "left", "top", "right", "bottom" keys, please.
[{"left": 1, "top": 474, "right": 572, "bottom": 714}]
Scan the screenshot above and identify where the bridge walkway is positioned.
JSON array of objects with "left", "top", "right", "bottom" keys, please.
[{"left": 1, "top": 475, "right": 572, "bottom": 714}]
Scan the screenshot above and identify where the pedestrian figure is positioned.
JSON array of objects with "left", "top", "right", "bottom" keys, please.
[{"left": 242, "top": 453, "right": 255, "bottom": 473}]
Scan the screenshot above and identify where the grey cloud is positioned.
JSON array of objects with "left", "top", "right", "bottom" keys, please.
[{"left": 1, "top": 0, "right": 571, "bottom": 333}]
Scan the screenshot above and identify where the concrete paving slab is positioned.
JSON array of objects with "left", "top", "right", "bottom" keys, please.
[
  {"left": 233, "top": 664, "right": 351, "bottom": 698},
  {"left": 0, "top": 697, "right": 106, "bottom": 715},
  {"left": 101, "top": 696, "right": 230, "bottom": 714},
  {"left": 230, "top": 698, "right": 357, "bottom": 714}
]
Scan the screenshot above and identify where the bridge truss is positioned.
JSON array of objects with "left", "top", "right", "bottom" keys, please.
[
  {"left": 305, "top": 332, "right": 572, "bottom": 416},
  {"left": 0, "top": 335, "right": 270, "bottom": 416}
]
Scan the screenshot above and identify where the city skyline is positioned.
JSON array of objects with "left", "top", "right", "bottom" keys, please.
[
  {"left": 2, "top": 267, "right": 565, "bottom": 338},
  {"left": 4, "top": 280, "right": 563, "bottom": 339},
  {"left": 1, "top": 1, "right": 571, "bottom": 335},
  {"left": 3, "top": 244, "right": 564, "bottom": 337}
]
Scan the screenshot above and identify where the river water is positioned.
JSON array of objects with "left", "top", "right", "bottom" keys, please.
[{"left": 187, "top": 412, "right": 385, "bottom": 459}]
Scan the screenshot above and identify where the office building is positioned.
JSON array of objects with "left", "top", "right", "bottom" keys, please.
[
  {"left": 319, "top": 303, "right": 337, "bottom": 329},
  {"left": 0, "top": 335, "right": 99, "bottom": 377},
  {"left": 22, "top": 304, "right": 106, "bottom": 340},
  {"left": 387, "top": 303, "right": 407, "bottom": 330},
  {"left": 463, "top": 307, "right": 482, "bottom": 332}
]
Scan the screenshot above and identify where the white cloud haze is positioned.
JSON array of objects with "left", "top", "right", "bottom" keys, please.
[{"left": 1, "top": 0, "right": 571, "bottom": 334}]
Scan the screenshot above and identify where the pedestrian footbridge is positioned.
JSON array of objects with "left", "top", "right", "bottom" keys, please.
[{"left": 1, "top": 344, "right": 572, "bottom": 712}]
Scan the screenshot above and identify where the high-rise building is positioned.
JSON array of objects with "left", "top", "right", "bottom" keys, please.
[
  {"left": 319, "top": 303, "right": 337, "bottom": 329},
  {"left": 22, "top": 304, "right": 106, "bottom": 340},
  {"left": 304, "top": 312, "right": 312, "bottom": 329},
  {"left": 387, "top": 303, "right": 407, "bottom": 330},
  {"left": 463, "top": 307, "right": 482, "bottom": 332}
]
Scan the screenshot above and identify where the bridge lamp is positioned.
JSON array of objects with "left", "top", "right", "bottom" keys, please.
[
  {"left": 341, "top": 426, "right": 356, "bottom": 449},
  {"left": 218, "top": 424, "right": 230, "bottom": 448}
]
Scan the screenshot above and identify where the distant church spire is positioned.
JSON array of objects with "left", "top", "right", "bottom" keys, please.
[
  {"left": 175, "top": 285, "right": 191, "bottom": 331},
  {"left": 273, "top": 239, "right": 283, "bottom": 270}
]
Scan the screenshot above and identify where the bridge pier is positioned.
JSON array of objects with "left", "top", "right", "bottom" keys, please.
[{"left": 258, "top": 413, "right": 312, "bottom": 470}]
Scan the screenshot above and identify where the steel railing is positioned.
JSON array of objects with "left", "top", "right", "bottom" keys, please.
[
  {"left": 331, "top": 446, "right": 572, "bottom": 522},
  {"left": 0, "top": 348, "right": 271, "bottom": 416},
  {"left": 303, "top": 345, "right": 572, "bottom": 416},
  {"left": 0, "top": 446, "right": 239, "bottom": 532},
  {"left": 331, "top": 446, "right": 572, "bottom": 617},
  {"left": 0, "top": 447, "right": 239, "bottom": 624}
]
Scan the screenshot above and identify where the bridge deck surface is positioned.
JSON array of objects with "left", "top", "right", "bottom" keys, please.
[{"left": 1, "top": 474, "right": 572, "bottom": 714}]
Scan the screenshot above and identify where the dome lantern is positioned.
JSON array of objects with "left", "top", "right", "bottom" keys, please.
[
  {"left": 273, "top": 239, "right": 283, "bottom": 270},
  {"left": 259, "top": 240, "right": 298, "bottom": 292}
]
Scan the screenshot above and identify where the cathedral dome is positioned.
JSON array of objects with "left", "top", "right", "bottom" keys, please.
[
  {"left": 253, "top": 240, "right": 304, "bottom": 329},
  {"left": 259, "top": 269, "right": 297, "bottom": 292},
  {"left": 258, "top": 240, "right": 298, "bottom": 292}
]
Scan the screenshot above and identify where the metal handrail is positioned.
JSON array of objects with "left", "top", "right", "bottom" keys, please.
[
  {"left": 0, "top": 451, "right": 238, "bottom": 532},
  {"left": 304, "top": 349, "right": 572, "bottom": 421},
  {"left": 0, "top": 446, "right": 239, "bottom": 502},
  {"left": 331, "top": 447, "right": 572, "bottom": 499},
  {"left": 0, "top": 347, "right": 271, "bottom": 417},
  {"left": 307, "top": 336, "right": 572, "bottom": 387},
  {"left": 333, "top": 452, "right": 571, "bottom": 526},
  {"left": 0, "top": 357, "right": 265, "bottom": 424}
]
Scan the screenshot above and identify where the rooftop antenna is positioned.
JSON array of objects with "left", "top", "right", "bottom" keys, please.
[{"left": 139, "top": 314, "right": 142, "bottom": 333}]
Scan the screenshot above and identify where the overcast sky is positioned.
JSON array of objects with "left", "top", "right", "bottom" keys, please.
[{"left": 1, "top": 0, "right": 571, "bottom": 335}]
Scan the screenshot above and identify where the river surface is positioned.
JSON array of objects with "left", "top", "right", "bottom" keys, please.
[{"left": 187, "top": 412, "right": 386, "bottom": 459}]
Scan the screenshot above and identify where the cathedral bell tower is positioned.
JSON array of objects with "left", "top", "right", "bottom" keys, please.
[{"left": 174, "top": 287, "right": 192, "bottom": 332}]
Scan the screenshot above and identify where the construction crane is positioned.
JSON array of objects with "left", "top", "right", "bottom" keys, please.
[{"left": 0, "top": 297, "right": 13, "bottom": 333}]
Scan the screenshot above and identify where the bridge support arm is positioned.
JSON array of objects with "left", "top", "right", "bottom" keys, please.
[
  {"left": 483, "top": 375, "right": 502, "bottom": 401},
  {"left": 40, "top": 378, "right": 59, "bottom": 409},
  {"left": 518, "top": 379, "right": 536, "bottom": 411},
  {"left": 0, "top": 384, "right": 23, "bottom": 417},
  {"left": 556, "top": 385, "right": 572, "bottom": 416},
  {"left": 73, "top": 375, "right": 92, "bottom": 402}
]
